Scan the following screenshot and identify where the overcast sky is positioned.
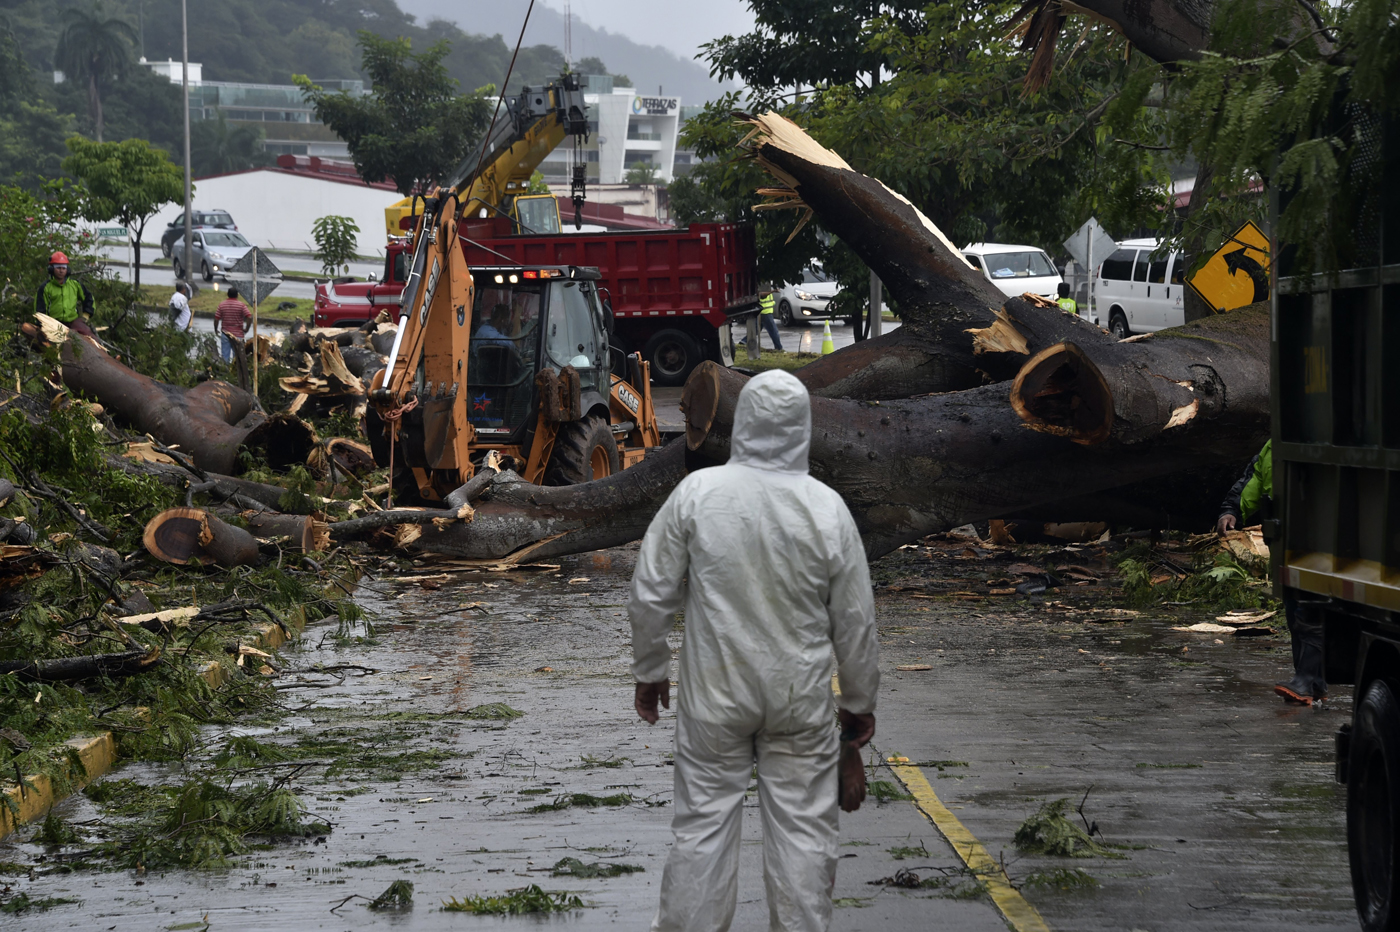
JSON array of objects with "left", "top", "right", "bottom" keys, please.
[{"left": 539, "top": 0, "right": 756, "bottom": 60}]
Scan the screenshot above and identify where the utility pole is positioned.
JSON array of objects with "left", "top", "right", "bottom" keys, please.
[
  {"left": 869, "top": 273, "right": 883, "bottom": 338},
  {"left": 180, "top": 0, "right": 192, "bottom": 294}
]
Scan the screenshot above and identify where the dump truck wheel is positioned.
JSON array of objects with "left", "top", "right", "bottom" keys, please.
[
  {"left": 1350, "top": 678, "right": 1400, "bottom": 932},
  {"left": 644, "top": 329, "right": 700, "bottom": 387},
  {"left": 544, "top": 415, "right": 620, "bottom": 486}
]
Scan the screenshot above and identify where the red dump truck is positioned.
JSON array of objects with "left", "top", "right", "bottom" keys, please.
[{"left": 313, "top": 219, "right": 758, "bottom": 386}]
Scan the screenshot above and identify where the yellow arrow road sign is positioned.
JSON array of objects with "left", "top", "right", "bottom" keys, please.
[{"left": 1187, "top": 220, "right": 1270, "bottom": 313}]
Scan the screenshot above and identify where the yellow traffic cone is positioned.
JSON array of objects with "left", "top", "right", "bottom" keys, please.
[{"left": 820, "top": 320, "right": 835, "bottom": 355}]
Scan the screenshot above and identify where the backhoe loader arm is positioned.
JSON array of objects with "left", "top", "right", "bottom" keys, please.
[{"left": 384, "top": 75, "right": 590, "bottom": 237}]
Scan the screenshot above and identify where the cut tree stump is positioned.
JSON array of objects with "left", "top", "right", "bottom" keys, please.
[{"left": 143, "top": 507, "right": 260, "bottom": 567}]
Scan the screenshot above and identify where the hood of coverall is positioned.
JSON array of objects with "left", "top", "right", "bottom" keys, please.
[{"left": 728, "top": 369, "right": 811, "bottom": 474}]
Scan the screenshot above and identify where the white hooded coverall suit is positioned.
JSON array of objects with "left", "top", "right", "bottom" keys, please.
[{"left": 629, "top": 369, "right": 880, "bottom": 932}]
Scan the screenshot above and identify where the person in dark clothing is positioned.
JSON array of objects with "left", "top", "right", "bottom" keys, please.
[
  {"left": 34, "top": 251, "right": 96, "bottom": 337},
  {"left": 1217, "top": 440, "right": 1325, "bottom": 705}
]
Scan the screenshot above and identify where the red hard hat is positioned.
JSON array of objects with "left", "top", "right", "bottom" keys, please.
[{"left": 50, "top": 251, "right": 69, "bottom": 265}]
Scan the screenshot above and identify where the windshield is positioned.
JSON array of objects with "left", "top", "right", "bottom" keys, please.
[
  {"left": 801, "top": 267, "right": 830, "bottom": 284},
  {"left": 516, "top": 196, "right": 561, "bottom": 235},
  {"left": 466, "top": 276, "right": 545, "bottom": 438},
  {"left": 203, "top": 232, "right": 250, "bottom": 247},
  {"left": 983, "top": 251, "right": 1056, "bottom": 279},
  {"left": 546, "top": 279, "right": 604, "bottom": 392}
]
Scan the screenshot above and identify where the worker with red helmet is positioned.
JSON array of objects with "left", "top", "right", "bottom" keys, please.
[{"left": 35, "top": 252, "right": 96, "bottom": 336}]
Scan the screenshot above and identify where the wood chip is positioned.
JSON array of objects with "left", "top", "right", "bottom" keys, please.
[
  {"left": 119, "top": 606, "right": 200, "bottom": 625},
  {"left": 567, "top": 577, "right": 591, "bottom": 585},
  {"left": 895, "top": 664, "right": 932, "bottom": 672}
]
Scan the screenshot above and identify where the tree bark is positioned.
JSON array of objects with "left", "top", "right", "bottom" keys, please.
[
  {"left": 740, "top": 113, "right": 1114, "bottom": 400},
  {"left": 0, "top": 648, "right": 160, "bottom": 683},
  {"left": 59, "top": 334, "right": 314, "bottom": 475},
  {"left": 681, "top": 309, "right": 1267, "bottom": 557}
]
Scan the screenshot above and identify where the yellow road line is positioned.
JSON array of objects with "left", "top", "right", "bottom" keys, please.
[{"left": 890, "top": 764, "right": 1050, "bottom": 932}]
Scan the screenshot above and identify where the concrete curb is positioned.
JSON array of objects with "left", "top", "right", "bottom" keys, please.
[
  {"left": 0, "top": 610, "right": 312, "bottom": 841},
  {"left": 0, "top": 733, "right": 117, "bottom": 841}
]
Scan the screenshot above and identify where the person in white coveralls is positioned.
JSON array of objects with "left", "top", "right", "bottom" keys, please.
[{"left": 628, "top": 368, "right": 881, "bottom": 932}]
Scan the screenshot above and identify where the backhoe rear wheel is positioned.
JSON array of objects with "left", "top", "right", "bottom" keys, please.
[{"left": 544, "top": 414, "right": 620, "bottom": 486}]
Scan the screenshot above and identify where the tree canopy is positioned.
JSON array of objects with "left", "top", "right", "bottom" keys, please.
[
  {"left": 63, "top": 136, "right": 184, "bottom": 288},
  {"left": 53, "top": 2, "right": 137, "bottom": 142},
  {"left": 297, "top": 32, "right": 492, "bottom": 198}
]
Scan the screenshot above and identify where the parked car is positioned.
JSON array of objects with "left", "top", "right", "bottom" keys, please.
[
  {"left": 1095, "top": 238, "right": 1189, "bottom": 340},
  {"left": 172, "top": 229, "right": 253, "bottom": 282},
  {"left": 161, "top": 210, "right": 237, "bottom": 258},
  {"left": 962, "top": 243, "right": 1063, "bottom": 301},
  {"left": 774, "top": 266, "right": 840, "bottom": 325}
]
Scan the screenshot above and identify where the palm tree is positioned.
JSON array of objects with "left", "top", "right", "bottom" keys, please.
[
  {"left": 54, "top": 3, "right": 137, "bottom": 142},
  {"left": 190, "top": 112, "right": 271, "bottom": 177}
]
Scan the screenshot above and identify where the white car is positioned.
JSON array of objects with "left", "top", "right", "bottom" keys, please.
[
  {"left": 962, "top": 243, "right": 1064, "bottom": 301},
  {"left": 173, "top": 229, "right": 254, "bottom": 282},
  {"left": 774, "top": 266, "right": 840, "bottom": 325},
  {"left": 1095, "top": 238, "right": 1188, "bottom": 340}
]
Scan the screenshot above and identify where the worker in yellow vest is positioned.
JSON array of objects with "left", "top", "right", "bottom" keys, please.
[
  {"left": 1056, "top": 282, "right": 1078, "bottom": 316},
  {"left": 758, "top": 286, "right": 784, "bottom": 351}
]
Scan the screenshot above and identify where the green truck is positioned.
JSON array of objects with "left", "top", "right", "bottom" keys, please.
[{"left": 1273, "top": 116, "right": 1400, "bottom": 932}]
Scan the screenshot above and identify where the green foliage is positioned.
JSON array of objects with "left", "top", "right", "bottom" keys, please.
[
  {"left": 0, "top": 892, "right": 78, "bottom": 914},
  {"left": 311, "top": 215, "right": 361, "bottom": 275},
  {"left": 1023, "top": 867, "right": 1100, "bottom": 891},
  {"left": 0, "top": 405, "right": 177, "bottom": 551},
  {"left": 190, "top": 112, "right": 273, "bottom": 177},
  {"left": 462, "top": 702, "right": 524, "bottom": 720},
  {"left": 34, "top": 812, "right": 84, "bottom": 846},
  {"left": 441, "top": 884, "right": 583, "bottom": 915},
  {"left": 53, "top": 2, "right": 138, "bottom": 142},
  {"left": 1013, "top": 798, "right": 1122, "bottom": 858},
  {"left": 62, "top": 136, "right": 183, "bottom": 290},
  {"left": 526, "top": 170, "right": 551, "bottom": 194},
  {"left": 1140, "top": 0, "right": 1398, "bottom": 274},
  {"left": 296, "top": 33, "right": 492, "bottom": 197},
  {"left": 624, "top": 161, "right": 662, "bottom": 185},
  {"left": 888, "top": 842, "right": 930, "bottom": 860},
  {"left": 550, "top": 857, "right": 643, "bottom": 878},
  {"left": 1114, "top": 543, "right": 1270, "bottom": 610},
  {"left": 867, "top": 780, "right": 913, "bottom": 802},
  {"left": 528, "top": 793, "right": 632, "bottom": 812},
  {"left": 369, "top": 879, "right": 414, "bottom": 909},
  {"left": 681, "top": 0, "right": 1169, "bottom": 321}
]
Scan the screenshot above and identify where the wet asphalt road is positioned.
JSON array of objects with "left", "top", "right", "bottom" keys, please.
[{"left": 2, "top": 546, "right": 1356, "bottom": 930}]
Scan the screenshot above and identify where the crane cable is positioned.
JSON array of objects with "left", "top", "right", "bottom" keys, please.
[{"left": 461, "top": 0, "right": 538, "bottom": 240}]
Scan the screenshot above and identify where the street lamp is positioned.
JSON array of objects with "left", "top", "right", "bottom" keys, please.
[{"left": 180, "top": 0, "right": 192, "bottom": 291}]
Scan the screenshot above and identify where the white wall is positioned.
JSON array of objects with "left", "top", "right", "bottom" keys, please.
[{"left": 145, "top": 169, "right": 399, "bottom": 258}]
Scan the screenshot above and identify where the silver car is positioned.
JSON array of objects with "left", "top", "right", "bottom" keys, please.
[
  {"left": 774, "top": 266, "right": 841, "bottom": 325},
  {"left": 172, "top": 229, "right": 253, "bottom": 282}
]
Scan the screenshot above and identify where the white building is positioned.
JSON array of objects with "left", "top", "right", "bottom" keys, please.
[
  {"left": 538, "top": 76, "right": 682, "bottom": 185},
  {"left": 146, "top": 157, "right": 401, "bottom": 257}
]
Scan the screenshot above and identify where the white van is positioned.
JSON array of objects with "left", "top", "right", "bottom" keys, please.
[
  {"left": 962, "top": 243, "right": 1064, "bottom": 301},
  {"left": 1096, "top": 238, "right": 1189, "bottom": 339}
]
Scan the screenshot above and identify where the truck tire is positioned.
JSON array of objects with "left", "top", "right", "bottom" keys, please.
[
  {"left": 1350, "top": 678, "right": 1400, "bottom": 932},
  {"left": 544, "top": 414, "right": 620, "bottom": 486},
  {"left": 643, "top": 329, "right": 701, "bottom": 387}
]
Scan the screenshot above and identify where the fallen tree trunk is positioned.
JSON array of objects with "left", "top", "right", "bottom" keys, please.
[
  {"left": 0, "top": 648, "right": 161, "bottom": 683},
  {"left": 144, "top": 507, "right": 261, "bottom": 567},
  {"left": 738, "top": 113, "right": 1114, "bottom": 399},
  {"left": 59, "top": 334, "right": 315, "bottom": 474},
  {"left": 681, "top": 309, "right": 1268, "bottom": 556},
  {"left": 405, "top": 441, "right": 688, "bottom": 559}
]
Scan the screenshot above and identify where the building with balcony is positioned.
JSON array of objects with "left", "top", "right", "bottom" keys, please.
[
  {"left": 537, "top": 75, "right": 682, "bottom": 186},
  {"left": 139, "top": 59, "right": 360, "bottom": 158}
]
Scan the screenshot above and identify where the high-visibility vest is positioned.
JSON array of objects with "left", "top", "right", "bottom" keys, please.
[
  {"left": 760, "top": 293, "right": 775, "bottom": 315},
  {"left": 1056, "top": 296, "right": 1078, "bottom": 315}
]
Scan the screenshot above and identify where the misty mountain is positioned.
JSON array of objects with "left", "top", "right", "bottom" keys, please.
[{"left": 395, "top": 0, "right": 737, "bottom": 104}]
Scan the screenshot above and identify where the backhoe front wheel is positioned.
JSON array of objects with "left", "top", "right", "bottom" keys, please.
[{"left": 544, "top": 414, "right": 620, "bottom": 486}]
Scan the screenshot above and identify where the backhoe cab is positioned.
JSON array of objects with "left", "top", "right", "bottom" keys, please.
[{"left": 366, "top": 243, "right": 660, "bottom": 501}]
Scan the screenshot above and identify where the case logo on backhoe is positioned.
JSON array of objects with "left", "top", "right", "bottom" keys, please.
[
  {"left": 615, "top": 383, "right": 641, "bottom": 415},
  {"left": 419, "top": 257, "right": 441, "bottom": 325}
]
